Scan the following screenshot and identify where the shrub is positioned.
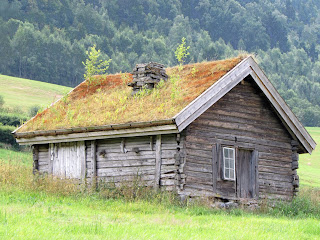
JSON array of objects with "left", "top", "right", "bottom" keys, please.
[
  {"left": 0, "top": 112, "right": 28, "bottom": 126},
  {"left": 0, "top": 125, "right": 19, "bottom": 149},
  {"left": 28, "top": 105, "right": 40, "bottom": 117}
]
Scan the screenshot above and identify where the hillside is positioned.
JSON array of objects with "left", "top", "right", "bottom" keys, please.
[
  {"left": 1, "top": 0, "right": 320, "bottom": 126},
  {"left": 0, "top": 74, "right": 72, "bottom": 114}
]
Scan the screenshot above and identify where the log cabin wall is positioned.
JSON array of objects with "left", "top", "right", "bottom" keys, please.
[
  {"left": 91, "top": 134, "right": 182, "bottom": 189},
  {"left": 33, "top": 134, "right": 182, "bottom": 189},
  {"left": 35, "top": 144, "right": 49, "bottom": 173},
  {"left": 182, "top": 76, "right": 296, "bottom": 200}
]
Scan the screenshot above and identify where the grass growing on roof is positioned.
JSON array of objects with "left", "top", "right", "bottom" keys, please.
[{"left": 18, "top": 56, "right": 244, "bottom": 132}]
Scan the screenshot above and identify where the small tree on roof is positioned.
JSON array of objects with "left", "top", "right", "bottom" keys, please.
[
  {"left": 175, "top": 37, "right": 190, "bottom": 69},
  {"left": 83, "top": 45, "right": 112, "bottom": 85}
]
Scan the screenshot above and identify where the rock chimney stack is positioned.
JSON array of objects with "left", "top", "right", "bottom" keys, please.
[{"left": 128, "top": 62, "right": 168, "bottom": 95}]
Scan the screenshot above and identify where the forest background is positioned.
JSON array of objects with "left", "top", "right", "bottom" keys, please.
[{"left": 1, "top": 0, "right": 320, "bottom": 127}]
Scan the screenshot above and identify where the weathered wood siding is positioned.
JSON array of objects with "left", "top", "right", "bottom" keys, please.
[
  {"left": 84, "top": 134, "right": 182, "bottom": 189},
  {"left": 47, "top": 142, "right": 86, "bottom": 178},
  {"left": 160, "top": 134, "right": 186, "bottom": 191},
  {"left": 33, "top": 134, "right": 182, "bottom": 190},
  {"left": 182, "top": 77, "right": 295, "bottom": 200},
  {"left": 37, "top": 144, "right": 49, "bottom": 173},
  {"left": 93, "top": 136, "right": 156, "bottom": 186}
]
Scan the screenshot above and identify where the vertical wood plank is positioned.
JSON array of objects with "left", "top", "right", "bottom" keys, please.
[
  {"left": 91, "top": 140, "right": 97, "bottom": 186},
  {"left": 32, "top": 145, "right": 39, "bottom": 174},
  {"left": 65, "top": 143, "right": 70, "bottom": 178},
  {"left": 252, "top": 150, "right": 259, "bottom": 198},
  {"left": 48, "top": 143, "right": 54, "bottom": 174},
  {"left": 63, "top": 143, "right": 67, "bottom": 178},
  {"left": 212, "top": 144, "right": 217, "bottom": 193},
  {"left": 79, "top": 141, "right": 86, "bottom": 179},
  {"left": 216, "top": 143, "right": 222, "bottom": 180},
  {"left": 150, "top": 136, "right": 153, "bottom": 151},
  {"left": 154, "top": 135, "right": 162, "bottom": 189}
]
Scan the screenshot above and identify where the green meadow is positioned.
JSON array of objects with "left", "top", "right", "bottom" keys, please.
[
  {"left": 0, "top": 74, "right": 72, "bottom": 113},
  {"left": 299, "top": 127, "right": 320, "bottom": 187},
  {"left": 0, "top": 128, "right": 319, "bottom": 239}
]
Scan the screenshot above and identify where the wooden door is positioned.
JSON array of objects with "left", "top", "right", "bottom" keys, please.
[
  {"left": 237, "top": 149, "right": 258, "bottom": 198},
  {"left": 50, "top": 141, "right": 86, "bottom": 179}
]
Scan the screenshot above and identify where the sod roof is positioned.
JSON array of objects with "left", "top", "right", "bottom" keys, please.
[{"left": 17, "top": 56, "right": 245, "bottom": 133}]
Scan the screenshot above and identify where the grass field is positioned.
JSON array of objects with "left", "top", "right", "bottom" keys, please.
[
  {"left": 299, "top": 127, "right": 320, "bottom": 187},
  {"left": 0, "top": 190, "right": 319, "bottom": 240},
  {"left": 0, "top": 128, "right": 319, "bottom": 239},
  {"left": 0, "top": 74, "right": 72, "bottom": 113}
]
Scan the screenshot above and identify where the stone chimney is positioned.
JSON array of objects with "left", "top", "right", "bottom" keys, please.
[{"left": 128, "top": 62, "right": 168, "bottom": 95}]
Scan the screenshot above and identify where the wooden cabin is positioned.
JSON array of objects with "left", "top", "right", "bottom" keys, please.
[{"left": 13, "top": 56, "right": 316, "bottom": 201}]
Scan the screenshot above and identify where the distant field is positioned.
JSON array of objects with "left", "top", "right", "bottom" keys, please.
[
  {"left": 299, "top": 127, "right": 320, "bottom": 187},
  {"left": 0, "top": 74, "right": 72, "bottom": 113}
]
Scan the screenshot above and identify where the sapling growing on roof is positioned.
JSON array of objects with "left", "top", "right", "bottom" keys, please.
[
  {"left": 175, "top": 37, "right": 190, "bottom": 70},
  {"left": 83, "top": 45, "right": 112, "bottom": 86}
]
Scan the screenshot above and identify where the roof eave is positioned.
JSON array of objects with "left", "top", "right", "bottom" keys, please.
[{"left": 14, "top": 119, "right": 178, "bottom": 145}]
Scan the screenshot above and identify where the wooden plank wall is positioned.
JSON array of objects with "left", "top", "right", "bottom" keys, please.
[
  {"left": 182, "top": 77, "right": 295, "bottom": 200},
  {"left": 92, "top": 134, "right": 181, "bottom": 189},
  {"left": 94, "top": 136, "right": 156, "bottom": 186},
  {"left": 160, "top": 134, "right": 185, "bottom": 191},
  {"left": 38, "top": 144, "right": 49, "bottom": 173},
  {"left": 50, "top": 141, "right": 86, "bottom": 179},
  {"left": 34, "top": 134, "right": 182, "bottom": 191}
]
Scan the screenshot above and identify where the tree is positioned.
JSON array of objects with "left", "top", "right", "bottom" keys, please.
[
  {"left": 175, "top": 37, "right": 190, "bottom": 67},
  {"left": 83, "top": 45, "right": 112, "bottom": 85}
]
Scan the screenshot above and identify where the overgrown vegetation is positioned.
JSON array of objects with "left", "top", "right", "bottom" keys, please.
[
  {"left": 0, "top": 147, "right": 320, "bottom": 239},
  {"left": 18, "top": 57, "right": 243, "bottom": 132},
  {"left": 1, "top": 148, "right": 320, "bottom": 218},
  {"left": 83, "top": 45, "right": 112, "bottom": 86},
  {"left": 175, "top": 37, "right": 190, "bottom": 69}
]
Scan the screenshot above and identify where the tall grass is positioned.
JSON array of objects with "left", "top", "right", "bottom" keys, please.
[
  {"left": 269, "top": 188, "right": 320, "bottom": 218},
  {"left": 0, "top": 153, "right": 181, "bottom": 208},
  {"left": 0, "top": 148, "right": 319, "bottom": 219}
]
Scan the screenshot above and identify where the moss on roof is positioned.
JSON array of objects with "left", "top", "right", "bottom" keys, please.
[{"left": 17, "top": 56, "right": 245, "bottom": 133}]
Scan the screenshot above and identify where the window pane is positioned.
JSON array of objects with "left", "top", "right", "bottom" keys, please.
[
  {"left": 225, "top": 169, "right": 229, "bottom": 179},
  {"left": 230, "top": 159, "right": 234, "bottom": 170},
  {"left": 225, "top": 159, "right": 229, "bottom": 168},
  {"left": 228, "top": 149, "right": 233, "bottom": 158},
  {"left": 223, "top": 147, "right": 235, "bottom": 180},
  {"left": 224, "top": 148, "right": 229, "bottom": 158},
  {"left": 230, "top": 170, "right": 234, "bottom": 180}
]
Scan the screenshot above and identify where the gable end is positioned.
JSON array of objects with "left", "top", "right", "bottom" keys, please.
[{"left": 175, "top": 57, "right": 316, "bottom": 154}]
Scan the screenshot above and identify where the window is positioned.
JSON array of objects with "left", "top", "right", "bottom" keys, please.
[{"left": 223, "top": 147, "right": 235, "bottom": 180}]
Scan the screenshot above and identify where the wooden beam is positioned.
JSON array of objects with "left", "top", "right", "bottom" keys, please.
[
  {"left": 154, "top": 135, "right": 162, "bottom": 189},
  {"left": 91, "top": 140, "right": 97, "bottom": 188},
  {"left": 79, "top": 141, "right": 86, "bottom": 179},
  {"left": 212, "top": 144, "right": 217, "bottom": 193},
  {"left": 32, "top": 145, "right": 39, "bottom": 174},
  {"left": 48, "top": 143, "right": 54, "bottom": 174},
  {"left": 252, "top": 150, "right": 259, "bottom": 198},
  {"left": 16, "top": 124, "right": 178, "bottom": 145}
]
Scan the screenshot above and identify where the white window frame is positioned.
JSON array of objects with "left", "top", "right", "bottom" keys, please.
[{"left": 222, "top": 147, "right": 236, "bottom": 181}]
